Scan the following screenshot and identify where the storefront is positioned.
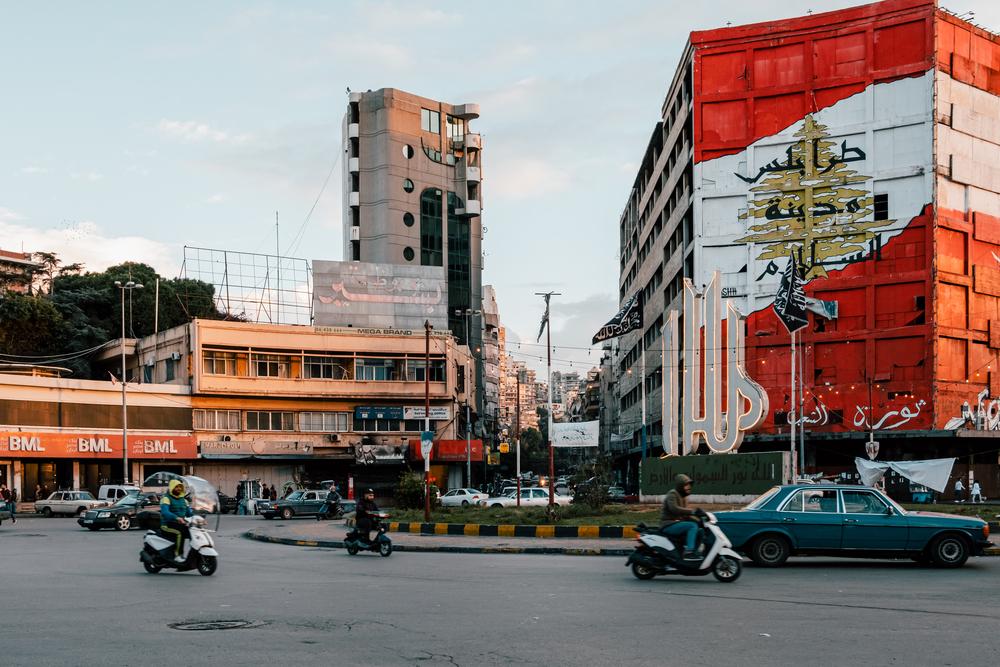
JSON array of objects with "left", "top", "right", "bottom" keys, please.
[
  {"left": 409, "top": 439, "right": 484, "bottom": 490},
  {"left": 0, "top": 430, "right": 197, "bottom": 499}
]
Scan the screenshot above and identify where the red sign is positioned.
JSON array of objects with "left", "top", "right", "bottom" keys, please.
[
  {"left": 409, "top": 439, "right": 484, "bottom": 463},
  {"left": 0, "top": 431, "right": 196, "bottom": 459}
]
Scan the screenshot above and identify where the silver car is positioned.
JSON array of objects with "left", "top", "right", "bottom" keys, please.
[{"left": 36, "top": 491, "right": 108, "bottom": 517}]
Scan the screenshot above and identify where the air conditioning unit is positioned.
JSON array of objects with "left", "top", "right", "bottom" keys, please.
[
  {"left": 220, "top": 435, "right": 232, "bottom": 441},
  {"left": 326, "top": 433, "right": 340, "bottom": 443},
  {"left": 169, "top": 352, "right": 181, "bottom": 361}
]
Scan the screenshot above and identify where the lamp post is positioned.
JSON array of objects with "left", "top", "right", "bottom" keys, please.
[
  {"left": 456, "top": 308, "right": 481, "bottom": 488},
  {"left": 114, "top": 280, "right": 143, "bottom": 485}
]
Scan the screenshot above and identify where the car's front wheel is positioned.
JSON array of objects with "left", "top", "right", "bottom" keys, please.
[
  {"left": 115, "top": 515, "right": 132, "bottom": 531},
  {"left": 281, "top": 508, "right": 294, "bottom": 520},
  {"left": 930, "top": 534, "right": 969, "bottom": 568},
  {"left": 750, "top": 535, "right": 791, "bottom": 567},
  {"left": 41, "top": 507, "right": 52, "bottom": 518}
]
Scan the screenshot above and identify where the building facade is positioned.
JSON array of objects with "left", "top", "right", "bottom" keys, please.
[{"left": 609, "top": 0, "right": 1000, "bottom": 495}]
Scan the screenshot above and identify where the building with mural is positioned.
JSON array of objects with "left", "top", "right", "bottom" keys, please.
[{"left": 610, "top": 0, "right": 1000, "bottom": 495}]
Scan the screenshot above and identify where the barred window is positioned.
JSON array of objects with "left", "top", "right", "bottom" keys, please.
[
  {"left": 203, "top": 350, "right": 238, "bottom": 376},
  {"left": 405, "top": 359, "right": 446, "bottom": 382},
  {"left": 355, "top": 419, "right": 401, "bottom": 432},
  {"left": 246, "top": 411, "right": 295, "bottom": 431},
  {"left": 252, "top": 354, "right": 290, "bottom": 378},
  {"left": 303, "top": 356, "right": 352, "bottom": 380},
  {"left": 193, "top": 409, "right": 241, "bottom": 431},
  {"left": 299, "top": 412, "right": 351, "bottom": 432}
]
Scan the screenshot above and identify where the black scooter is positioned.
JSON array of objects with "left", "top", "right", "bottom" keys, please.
[
  {"left": 316, "top": 493, "right": 344, "bottom": 520},
  {"left": 344, "top": 511, "right": 392, "bottom": 557}
]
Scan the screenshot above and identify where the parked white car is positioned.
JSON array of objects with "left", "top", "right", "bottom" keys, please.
[
  {"left": 36, "top": 491, "right": 108, "bottom": 517},
  {"left": 439, "top": 488, "right": 487, "bottom": 507},
  {"left": 480, "top": 487, "right": 572, "bottom": 508}
]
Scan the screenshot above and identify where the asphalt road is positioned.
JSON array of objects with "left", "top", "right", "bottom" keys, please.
[{"left": 1, "top": 515, "right": 996, "bottom": 666}]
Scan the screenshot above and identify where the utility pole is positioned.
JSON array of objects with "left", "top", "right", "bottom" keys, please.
[
  {"left": 424, "top": 320, "right": 432, "bottom": 523},
  {"left": 114, "top": 280, "right": 143, "bottom": 485},
  {"left": 536, "top": 291, "right": 561, "bottom": 508},
  {"left": 516, "top": 370, "right": 521, "bottom": 507}
]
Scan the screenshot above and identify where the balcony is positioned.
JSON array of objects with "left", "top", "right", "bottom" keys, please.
[
  {"left": 464, "top": 133, "right": 482, "bottom": 151},
  {"left": 348, "top": 122, "right": 359, "bottom": 139},
  {"left": 456, "top": 200, "right": 481, "bottom": 217},
  {"left": 348, "top": 157, "right": 359, "bottom": 173},
  {"left": 349, "top": 192, "right": 360, "bottom": 207},
  {"left": 452, "top": 103, "right": 480, "bottom": 120},
  {"left": 456, "top": 161, "right": 481, "bottom": 183}
]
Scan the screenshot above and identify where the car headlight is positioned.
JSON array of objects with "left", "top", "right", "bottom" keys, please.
[{"left": 97, "top": 512, "right": 111, "bottom": 518}]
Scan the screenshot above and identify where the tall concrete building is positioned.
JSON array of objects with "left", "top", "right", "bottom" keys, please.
[{"left": 343, "top": 88, "right": 486, "bottom": 422}]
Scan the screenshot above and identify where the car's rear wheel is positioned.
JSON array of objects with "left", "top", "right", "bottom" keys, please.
[
  {"left": 712, "top": 555, "right": 742, "bottom": 583},
  {"left": 461, "top": 500, "right": 469, "bottom": 507},
  {"left": 750, "top": 535, "right": 790, "bottom": 567},
  {"left": 115, "top": 515, "right": 132, "bottom": 531},
  {"left": 491, "top": 503, "right": 503, "bottom": 508},
  {"left": 281, "top": 508, "right": 294, "bottom": 520},
  {"left": 631, "top": 562, "right": 656, "bottom": 580},
  {"left": 930, "top": 534, "right": 969, "bottom": 568},
  {"left": 41, "top": 507, "right": 52, "bottom": 518}
]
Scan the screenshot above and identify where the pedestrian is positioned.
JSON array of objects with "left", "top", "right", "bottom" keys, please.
[
  {"left": 971, "top": 480, "right": 983, "bottom": 504},
  {"left": 8, "top": 485, "right": 16, "bottom": 524},
  {"left": 269, "top": 484, "right": 277, "bottom": 501},
  {"left": 34, "top": 484, "right": 42, "bottom": 502},
  {"left": 954, "top": 478, "right": 965, "bottom": 503}
]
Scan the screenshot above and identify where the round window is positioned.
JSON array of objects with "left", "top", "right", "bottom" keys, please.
[
  {"left": 402, "top": 144, "right": 414, "bottom": 159},
  {"left": 403, "top": 212, "right": 414, "bottom": 227},
  {"left": 403, "top": 178, "right": 414, "bottom": 193},
  {"left": 403, "top": 247, "right": 415, "bottom": 261}
]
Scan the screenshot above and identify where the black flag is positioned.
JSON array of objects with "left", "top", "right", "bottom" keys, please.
[
  {"left": 774, "top": 251, "right": 808, "bottom": 334},
  {"left": 592, "top": 293, "right": 643, "bottom": 344}
]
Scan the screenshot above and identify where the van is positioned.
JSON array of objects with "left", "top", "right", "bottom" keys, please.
[{"left": 98, "top": 485, "right": 141, "bottom": 502}]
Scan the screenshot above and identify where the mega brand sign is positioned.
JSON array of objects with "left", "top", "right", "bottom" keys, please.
[{"left": 0, "top": 432, "right": 196, "bottom": 459}]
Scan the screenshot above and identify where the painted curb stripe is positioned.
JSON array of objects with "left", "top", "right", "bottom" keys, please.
[{"left": 383, "top": 523, "right": 640, "bottom": 538}]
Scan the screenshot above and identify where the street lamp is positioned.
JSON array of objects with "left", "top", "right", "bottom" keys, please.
[
  {"left": 114, "top": 280, "right": 143, "bottom": 485},
  {"left": 455, "top": 308, "right": 481, "bottom": 488}
]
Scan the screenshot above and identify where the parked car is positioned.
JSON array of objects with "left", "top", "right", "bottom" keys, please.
[
  {"left": 260, "top": 489, "right": 330, "bottom": 519},
  {"left": 0, "top": 505, "right": 10, "bottom": 525},
  {"left": 78, "top": 492, "right": 161, "bottom": 531},
  {"left": 715, "top": 484, "right": 992, "bottom": 568},
  {"left": 479, "top": 487, "right": 573, "bottom": 508},
  {"left": 607, "top": 486, "right": 626, "bottom": 503},
  {"left": 36, "top": 491, "right": 108, "bottom": 517},
  {"left": 97, "top": 485, "right": 141, "bottom": 503},
  {"left": 440, "top": 488, "right": 487, "bottom": 507}
]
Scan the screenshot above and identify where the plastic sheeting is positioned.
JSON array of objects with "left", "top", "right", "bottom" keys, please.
[{"left": 854, "top": 457, "right": 956, "bottom": 492}]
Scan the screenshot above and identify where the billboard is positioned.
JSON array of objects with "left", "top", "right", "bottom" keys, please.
[{"left": 313, "top": 260, "right": 449, "bottom": 331}]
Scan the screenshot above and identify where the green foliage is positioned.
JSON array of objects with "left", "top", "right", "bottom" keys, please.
[
  {"left": 0, "top": 293, "right": 64, "bottom": 357},
  {"left": 572, "top": 455, "right": 614, "bottom": 510},
  {"left": 394, "top": 471, "right": 439, "bottom": 510}
]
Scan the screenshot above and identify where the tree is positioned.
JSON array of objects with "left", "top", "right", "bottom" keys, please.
[{"left": 0, "top": 293, "right": 64, "bottom": 358}]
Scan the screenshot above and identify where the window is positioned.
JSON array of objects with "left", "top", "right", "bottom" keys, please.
[
  {"left": 403, "top": 212, "right": 414, "bottom": 227},
  {"left": 420, "top": 108, "right": 440, "bottom": 133},
  {"left": 403, "top": 247, "right": 415, "bottom": 261},
  {"left": 446, "top": 115, "right": 465, "bottom": 140},
  {"left": 355, "top": 418, "right": 401, "bottom": 432},
  {"left": 165, "top": 358, "right": 176, "bottom": 382},
  {"left": 193, "top": 409, "right": 241, "bottom": 430},
  {"left": 447, "top": 191, "right": 471, "bottom": 332},
  {"left": 874, "top": 193, "right": 889, "bottom": 221},
  {"left": 252, "top": 353, "right": 290, "bottom": 378},
  {"left": 403, "top": 178, "right": 414, "bottom": 193},
  {"left": 402, "top": 144, "right": 414, "bottom": 159},
  {"left": 246, "top": 411, "right": 294, "bottom": 431},
  {"left": 299, "top": 412, "right": 350, "bottom": 432},
  {"left": 842, "top": 490, "right": 889, "bottom": 514},
  {"left": 203, "top": 350, "right": 238, "bottom": 375},
  {"left": 143, "top": 365, "right": 153, "bottom": 383},
  {"left": 303, "top": 356, "right": 351, "bottom": 379},
  {"left": 782, "top": 489, "right": 838, "bottom": 513},
  {"left": 405, "top": 359, "right": 445, "bottom": 382},
  {"left": 420, "top": 189, "right": 443, "bottom": 266},
  {"left": 356, "top": 358, "right": 403, "bottom": 381},
  {"left": 423, "top": 144, "right": 443, "bottom": 162}
]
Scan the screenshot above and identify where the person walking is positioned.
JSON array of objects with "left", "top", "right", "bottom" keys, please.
[
  {"left": 8, "top": 485, "right": 17, "bottom": 524},
  {"left": 269, "top": 484, "right": 277, "bottom": 501},
  {"left": 971, "top": 480, "right": 983, "bottom": 504},
  {"left": 954, "top": 478, "right": 965, "bottom": 503}
]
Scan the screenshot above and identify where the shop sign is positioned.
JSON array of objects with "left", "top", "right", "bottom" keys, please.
[
  {"left": 200, "top": 440, "right": 314, "bottom": 456},
  {"left": 0, "top": 431, "right": 196, "bottom": 459},
  {"left": 355, "top": 443, "right": 407, "bottom": 465},
  {"left": 408, "top": 439, "right": 484, "bottom": 463},
  {"left": 641, "top": 452, "right": 786, "bottom": 496},
  {"left": 403, "top": 406, "right": 451, "bottom": 420},
  {"left": 354, "top": 406, "right": 404, "bottom": 420}
]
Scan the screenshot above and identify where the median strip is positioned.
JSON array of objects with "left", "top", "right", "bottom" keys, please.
[{"left": 387, "top": 522, "right": 638, "bottom": 539}]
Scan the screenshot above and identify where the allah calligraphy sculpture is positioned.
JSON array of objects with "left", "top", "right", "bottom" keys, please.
[{"left": 662, "top": 272, "right": 769, "bottom": 455}]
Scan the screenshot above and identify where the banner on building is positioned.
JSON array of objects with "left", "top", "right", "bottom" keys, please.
[
  {"left": 551, "top": 421, "right": 600, "bottom": 448},
  {"left": 199, "top": 440, "right": 314, "bottom": 458},
  {"left": 592, "top": 293, "right": 643, "bottom": 344},
  {"left": 0, "top": 431, "right": 196, "bottom": 459},
  {"left": 773, "top": 252, "right": 808, "bottom": 333},
  {"left": 641, "top": 452, "right": 788, "bottom": 496},
  {"left": 408, "top": 439, "right": 484, "bottom": 462},
  {"left": 355, "top": 443, "right": 407, "bottom": 465}
]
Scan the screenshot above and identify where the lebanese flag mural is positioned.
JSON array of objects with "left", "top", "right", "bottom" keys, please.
[{"left": 690, "top": 1, "right": 936, "bottom": 434}]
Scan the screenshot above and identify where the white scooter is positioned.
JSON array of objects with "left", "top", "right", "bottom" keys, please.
[
  {"left": 140, "top": 514, "right": 219, "bottom": 576},
  {"left": 626, "top": 512, "right": 743, "bottom": 583}
]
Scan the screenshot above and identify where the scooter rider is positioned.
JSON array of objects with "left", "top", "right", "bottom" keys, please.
[
  {"left": 660, "top": 474, "right": 707, "bottom": 560},
  {"left": 355, "top": 488, "right": 379, "bottom": 543},
  {"left": 160, "top": 479, "right": 195, "bottom": 563}
]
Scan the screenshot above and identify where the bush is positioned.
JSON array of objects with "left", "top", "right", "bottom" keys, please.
[{"left": 394, "top": 471, "right": 438, "bottom": 510}]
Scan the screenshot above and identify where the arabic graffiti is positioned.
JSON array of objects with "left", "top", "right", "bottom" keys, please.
[
  {"left": 736, "top": 115, "right": 894, "bottom": 280},
  {"left": 318, "top": 281, "right": 443, "bottom": 308},
  {"left": 787, "top": 397, "right": 830, "bottom": 427},
  {"left": 853, "top": 399, "right": 926, "bottom": 431},
  {"left": 943, "top": 388, "right": 1000, "bottom": 431}
]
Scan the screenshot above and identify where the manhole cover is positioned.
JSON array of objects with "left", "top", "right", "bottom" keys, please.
[{"left": 169, "top": 620, "right": 264, "bottom": 631}]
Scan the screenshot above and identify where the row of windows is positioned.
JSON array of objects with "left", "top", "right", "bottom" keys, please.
[
  {"left": 202, "top": 350, "right": 445, "bottom": 382},
  {"left": 194, "top": 409, "right": 440, "bottom": 433}
]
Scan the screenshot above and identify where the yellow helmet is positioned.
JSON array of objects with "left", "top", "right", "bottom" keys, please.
[{"left": 168, "top": 479, "right": 186, "bottom": 497}]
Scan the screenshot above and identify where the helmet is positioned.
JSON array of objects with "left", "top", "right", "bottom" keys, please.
[
  {"left": 168, "top": 479, "right": 186, "bottom": 497},
  {"left": 674, "top": 474, "right": 693, "bottom": 495},
  {"left": 364, "top": 488, "right": 375, "bottom": 495}
]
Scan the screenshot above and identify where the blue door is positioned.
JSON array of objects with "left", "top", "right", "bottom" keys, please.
[
  {"left": 777, "top": 488, "right": 842, "bottom": 550},
  {"left": 840, "top": 490, "right": 908, "bottom": 551}
]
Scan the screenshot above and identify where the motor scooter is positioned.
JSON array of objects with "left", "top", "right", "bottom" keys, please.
[
  {"left": 626, "top": 512, "right": 742, "bottom": 583},
  {"left": 316, "top": 493, "right": 344, "bottom": 521},
  {"left": 140, "top": 514, "right": 219, "bottom": 575},
  {"left": 344, "top": 511, "right": 392, "bottom": 556}
]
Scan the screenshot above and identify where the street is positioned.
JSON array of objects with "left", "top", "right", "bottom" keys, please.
[{"left": 0, "top": 515, "right": 996, "bottom": 666}]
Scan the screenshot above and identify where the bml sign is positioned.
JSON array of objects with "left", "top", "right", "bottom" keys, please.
[{"left": 662, "top": 272, "right": 769, "bottom": 455}]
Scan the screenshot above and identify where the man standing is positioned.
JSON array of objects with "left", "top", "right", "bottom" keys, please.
[
  {"left": 954, "top": 478, "right": 965, "bottom": 503},
  {"left": 970, "top": 480, "right": 983, "bottom": 504}
]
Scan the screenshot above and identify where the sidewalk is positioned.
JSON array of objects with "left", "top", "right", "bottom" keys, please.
[{"left": 244, "top": 519, "right": 635, "bottom": 556}]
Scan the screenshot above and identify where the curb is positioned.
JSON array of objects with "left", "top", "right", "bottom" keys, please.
[
  {"left": 387, "top": 522, "right": 639, "bottom": 539},
  {"left": 242, "top": 530, "right": 632, "bottom": 557}
]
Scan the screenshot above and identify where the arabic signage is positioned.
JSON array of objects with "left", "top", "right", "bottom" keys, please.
[
  {"left": 592, "top": 292, "right": 643, "bottom": 344},
  {"left": 551, "top": 421, "right": 599, "bottom": 448},
  {"left": 944, "top": 388, "right": 1000, "bottom": 431},
  {"left": 354, "top": 406, "right": 404, "bottom": 420},
  {"left": 0, "top": 432, "right": 196, "bottom": 459},
  {"left": 408, "top": 439, "right": 484, "bottom": 463},
  {"left": 199, "top": 440, "right": 314, "bottom": 457},
  {"left": 403, "top": 406, "right": 452, "bottom": 420},
  {"left": 641, "top": 452, "right": 787, "bottom": 496},
  {"left": 313, "top": 260, "right": 449, "bottom": 332}
]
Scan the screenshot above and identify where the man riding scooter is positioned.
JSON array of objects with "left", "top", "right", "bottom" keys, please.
[
  {"left": 660, "top": 474, "right": 708, "bottom": 560},
  {"left": 160, "top": 479, "right": 195, "bottom": 563},
  {"left": 355, "top": 488, "right": 379, "bottom": 543}
]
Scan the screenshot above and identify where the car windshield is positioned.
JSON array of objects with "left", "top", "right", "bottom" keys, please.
[
  {"left": 286, "top": 491, "right": 304, "bottom": 501},
  {"left": 113, "top": 496, "right": 142, "bottom": 507},
  {"left": 78, "top": 492, "right": 95, "bottom": 500},
  {"left": 745, "top": 486, "right": 781, "bottom": 509},
  {"left": 873, "top": 488, "right": 907, "bottom": 515}
]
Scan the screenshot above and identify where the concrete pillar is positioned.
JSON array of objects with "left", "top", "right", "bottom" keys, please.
[
  {"left": 72, "top": 461, "right": 81, "bottom": 490},
  {"left": 13, "top": 460, "right": 23, "bottom": 503}
]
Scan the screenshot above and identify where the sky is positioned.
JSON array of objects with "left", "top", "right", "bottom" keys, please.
[{"left": 2, "top": 0, "right": 997, "bottom": 377}]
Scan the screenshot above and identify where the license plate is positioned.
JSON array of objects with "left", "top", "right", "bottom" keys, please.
[{"left": 83, "top": 519, "right": 93, "bottom": 524}]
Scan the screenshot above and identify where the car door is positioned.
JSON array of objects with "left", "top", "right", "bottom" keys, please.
[
  {"left": 777, "top": 488, "right": 842, "bottom": 550},
  {"left": 441, "top": 490, "right": 458, "bottom": 507},
  {"left": 840, "top": 489, "right": 908, "bottom": 551},
  {"left": 518, "top": 489, "right": 534, "bottom": 506},
  {"left": 302, "top": 491, "right": 323, "bottom": 513},
  {"left": 532, "top": 489, "right": 549, "bottom": 506},
  {"left": 57, "top": 492, "right": 73, "bottom": 514}
]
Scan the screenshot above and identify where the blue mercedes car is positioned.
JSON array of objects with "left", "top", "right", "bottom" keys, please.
[{"left": 715, "top": 484, "right": 992, "bottom": 568}]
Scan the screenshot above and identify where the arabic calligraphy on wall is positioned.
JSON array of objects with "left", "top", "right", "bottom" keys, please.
[
  {"left": 853, "top": 399, "right": 926, "bottom": 431},
  {"left": 737, "top": 115, "right": 895, "bottom": 280},
  {"left": 943, "top": 388, "right": 1000, "bottom": 431}
]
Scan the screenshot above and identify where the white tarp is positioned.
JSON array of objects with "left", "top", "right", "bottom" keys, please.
[
  {"left": 551, "top": 421, "right": 600, "bottom": 448},
  {"left": 854, "top": 457, "right": 956, "bottom": 492}
]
